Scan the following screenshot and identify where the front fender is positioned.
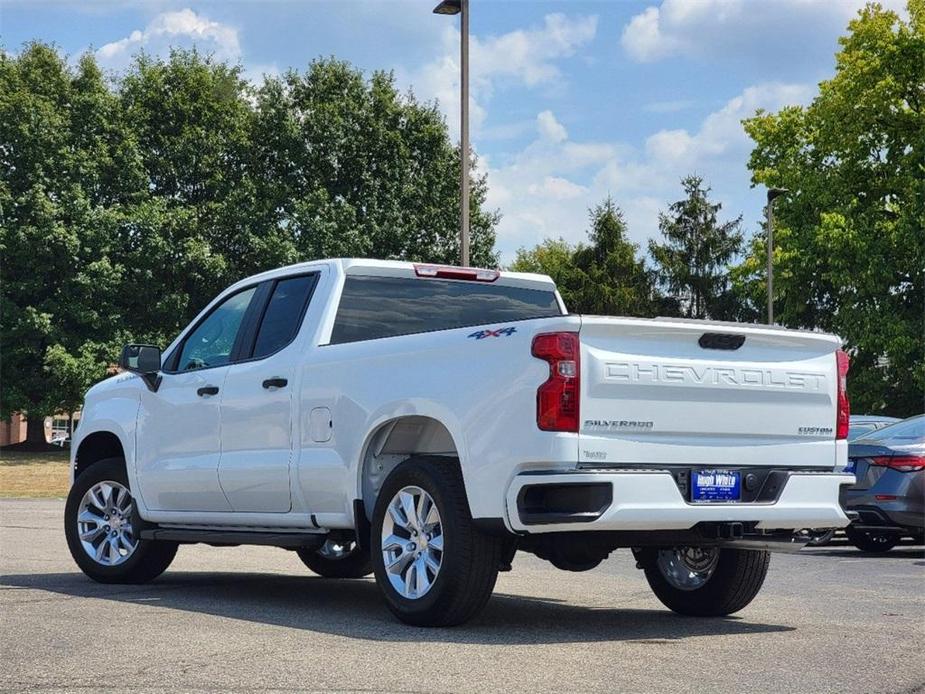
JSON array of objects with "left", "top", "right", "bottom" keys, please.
[{"left": 71, "top": 376, "right": 142, "bottom": 503}]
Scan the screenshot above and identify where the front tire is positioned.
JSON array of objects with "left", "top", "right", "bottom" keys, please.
[
  {"left": 297, "top": 539, "right": 372, "bottom": 578},
  {"left": 846, "top": 526, "right": 898, "bottom": 553},
  {"left": 639, "top": 546, "right": 770, "bottom": 617},
  {"left": 65, "top": 458, "right": 177, "bottom": 584},
  {"left": 371, "top": 457, "right": 502, "bottom": 626}
]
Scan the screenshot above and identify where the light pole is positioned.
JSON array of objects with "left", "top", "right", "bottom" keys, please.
[
  {"left": 433, "top": 0, "right": 469, "bottom": 267},
  {"left": 765, "top": 187, "right": 788, "bottom": 325}
]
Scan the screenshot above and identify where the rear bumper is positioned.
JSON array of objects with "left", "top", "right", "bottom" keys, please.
[
  {"left": 504, "top": 470, "right": 855, "bottom": 533},
  {"left": 845, "top": 502, "right": 925, "bottom": 534},
  {"left": 844, "top": 472, "right": 924, "bottom": 533}
]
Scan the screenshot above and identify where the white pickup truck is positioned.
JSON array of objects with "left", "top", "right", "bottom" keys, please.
[{"left": 66, "top": 258, "right": 854, "bottom": 626}]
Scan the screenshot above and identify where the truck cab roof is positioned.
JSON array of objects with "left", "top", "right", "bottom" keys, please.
[{"left": 226, "top": 258, "right": 556, "bottom": 294}]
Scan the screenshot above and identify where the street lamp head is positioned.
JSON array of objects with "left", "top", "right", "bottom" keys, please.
[
  {"left": 433, "top": 0, "right": 461, "bottom": 14},
  {"left": 767, "top": 187, "right": 789, "bottom": 203}
]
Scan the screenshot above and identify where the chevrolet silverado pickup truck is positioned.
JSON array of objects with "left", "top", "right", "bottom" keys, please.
[{"left": 65, "top": 258, "right": 855, "bottom": 626}]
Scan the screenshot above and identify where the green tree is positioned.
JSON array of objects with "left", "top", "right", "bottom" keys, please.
[
  {"left": 1, "top": 45, "right": 500, "bottom": 442},
  {"left": 738, "top": 0, "right": 924, "bottom": 415},
  {"left": 571, "top": 199, "right": 662, "bottom": 316},
  {"left": 116, "top": 50, "right": 265, "bottom": 337},
  {"left": 648, "top": 175, "right": 743, "bottom": 320},
  {"left": 251, "top": 59, "right": 497, "bottom": 267},
  {"left": 510, "top": 237, "right": 583, "bottom": 309},
  {"left": 0, "top": 45, "right": 145, "bottom": 442},
  {"left": 510, "top": 198, "right": 662, "bottom": 316}
]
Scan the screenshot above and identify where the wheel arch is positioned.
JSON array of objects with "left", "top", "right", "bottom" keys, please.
[
  {"left": 74, "top": 430, "right": 126, "bottom": 481},
  {"left": 357, "top": 415, "right": 468, "bottom": 521}
]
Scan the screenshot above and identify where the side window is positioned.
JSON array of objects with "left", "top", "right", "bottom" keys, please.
[
  {"left": 251, "top": 275, "right": 317, "bottom": 359},
  {"left": 176, "top": 287, "right": 257, "bottom": 372}
]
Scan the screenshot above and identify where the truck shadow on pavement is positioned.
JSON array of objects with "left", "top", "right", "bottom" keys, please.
[
  {"left": 0, "top": 570, "right": 795, "bottom": 643},
  {"left": 802, "top": 547, "right": 925, "bottom": 560}
]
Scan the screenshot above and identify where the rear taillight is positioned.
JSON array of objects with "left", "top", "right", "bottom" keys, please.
[
  {"left": 870, "top": 455, "right": 925, "bottom": 472},
  {"left": 836, "top": 349, "right": 850, "bottom": 440},
  {"left": 532, "top": 332, "right": 580, "bottom": 432}
]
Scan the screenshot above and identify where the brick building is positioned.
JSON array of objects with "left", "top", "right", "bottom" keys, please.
[
  {"left": 0, "top": 413, "right": 28, "bottom": 446},
  {"left": 0, "top": 413, "right": 80, "bottom": 447}
]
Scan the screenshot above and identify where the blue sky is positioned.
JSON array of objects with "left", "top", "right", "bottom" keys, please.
[{"left": 1, "top": 0, "right": 906, "bottom": 263}]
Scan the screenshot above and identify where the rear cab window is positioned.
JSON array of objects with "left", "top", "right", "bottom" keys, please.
[{"left": 331, "top": 275, "right": 562, "bottom": 344}]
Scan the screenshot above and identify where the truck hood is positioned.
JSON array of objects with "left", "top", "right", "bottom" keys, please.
[{"left": 84, "top": 371, "right": 141, "bottom": 401}]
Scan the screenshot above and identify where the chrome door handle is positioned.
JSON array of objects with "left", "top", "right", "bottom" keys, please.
[
  {"left": 197, "top": 386, "right": 219, "bottom": 397},
  {"left": 262, "top": 378, "right": 288, "bottom": 389}
]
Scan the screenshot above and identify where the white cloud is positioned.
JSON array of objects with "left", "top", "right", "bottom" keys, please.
[
  {"left": 595, "top": 82, "right": 814, "bottom": 194},
  {"left": 474, "top": 13, "right": 598, "bottom": 87},
  {"left": 490, "top": 83, "right": 814, "bottom": 263},
  {"left": 654, "top": 83, "right": 812, "bottom": 166},
  {"left": 401, "top": 13, "right": 597, "bottom": 140},
  {"left": 485, "top": 109, "right": 617, "bottom": 256},
  {"left": 96, "top": 9, "right": 241, "bottom": 70},
  {"left": 528, "top": 176, "right": 587, "bottom": 200},
  {"left": 621, "top": 6, "right": 685, "bottom": 63},
  {"left": 621, "top": 0, "right": 908, "bottom": 64},
  {"left": 536, "top": 110, "right": 568, "bottom": 143}
]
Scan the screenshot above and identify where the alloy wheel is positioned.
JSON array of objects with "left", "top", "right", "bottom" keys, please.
[
  {"left": 380, "top": 485, "right": 444, "bottom": 599},
  {"left": 77, "top": 481, "right": 138, "bottom": 566},
  {"left": 657, "top": 546, "right": 719, "bottom": 591},
  {"left": 318, "top": 539, "right": 355, "bottom": 560}
]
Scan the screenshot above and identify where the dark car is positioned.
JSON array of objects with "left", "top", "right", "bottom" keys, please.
[
  {"left": 848, "top": 414, "right": 901, "bottom": 441},
  {"left": 801, "top": 414, "right": 906, "bottom": 547},
  {"left": 844, "top": 415, "right": 925, "bottom": 552}
]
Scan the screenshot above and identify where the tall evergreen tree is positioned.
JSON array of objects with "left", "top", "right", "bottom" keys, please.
[
  {"left": 572, "top": 198, "right": 662, "bottom": 317},
  {"left": 511, "top": 198, "right": 662, "bottom": 317},
  {"left": 648, "top": 175, "right": 743, "bottom": 320}
]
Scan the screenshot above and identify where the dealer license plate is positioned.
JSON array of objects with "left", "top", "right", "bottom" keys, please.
[{"left": 692, "top": 470, "right": 741, "bottom": 502}]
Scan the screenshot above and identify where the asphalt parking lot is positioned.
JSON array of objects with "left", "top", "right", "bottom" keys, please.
[{"left": 1, "top": 498, "right": 923, "bottom": 694}]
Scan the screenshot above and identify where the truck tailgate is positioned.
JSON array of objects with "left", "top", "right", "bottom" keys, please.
[{"left": 578, "top": 316, "right": 842, "bottom": 469}]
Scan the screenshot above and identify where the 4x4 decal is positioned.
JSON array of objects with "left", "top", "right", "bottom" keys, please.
[{"left": 468, "top": 327, "right": 517, "bottom": 340}]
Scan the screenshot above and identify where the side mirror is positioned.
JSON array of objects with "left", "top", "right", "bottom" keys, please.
[{"left": 120, "top": 344, "right": 162, "bottom": 391}]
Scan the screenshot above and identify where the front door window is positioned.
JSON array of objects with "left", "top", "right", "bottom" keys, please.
[{"left": 176, "top": 287, "right": 256, "bottom": 371}]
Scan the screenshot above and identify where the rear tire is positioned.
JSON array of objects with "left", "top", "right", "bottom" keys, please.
[
  {"left": 371, "top": 456, "right": 502, "bottom": 626},
  {"left": 639, "top": 547, "right": 770, "bottom": 617},
  {"left": 297, "top": 539, "right": 372, "bottom": 578},
  {"left": 65, "top": 458, "right": 178, "bottom": 584},
  {"left": 846, "top": 526, "right": 898, "bottom": 553}
]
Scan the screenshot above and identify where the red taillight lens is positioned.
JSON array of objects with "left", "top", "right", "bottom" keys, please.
[
  {"left": 532, "top": 332, "right": 580, "bottom": 432},
  {"left": 836, "top": 350, "right": 850, "bottom": 440},
  {"left": 870, "top": 455, "right": 925, "bottom": 472}
]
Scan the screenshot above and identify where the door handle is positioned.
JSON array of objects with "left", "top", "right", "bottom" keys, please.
[
  {"left": 196, "top": 386, "right": 219, "bottom": 397},
  {"left": 262, "top": 377, "right": 288, "bottom": 389}
]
